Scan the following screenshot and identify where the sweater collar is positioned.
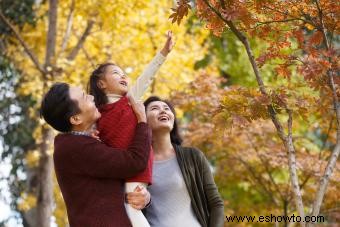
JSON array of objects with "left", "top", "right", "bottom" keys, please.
[{"left": 107, "top": 93, "right": 123, "bottom": 104}]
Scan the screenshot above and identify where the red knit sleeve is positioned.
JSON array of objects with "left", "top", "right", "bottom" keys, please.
[{"left": 55, "top": 123, "right": 151, "bottom": 179}]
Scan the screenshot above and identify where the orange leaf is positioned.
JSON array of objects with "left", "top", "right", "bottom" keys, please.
[{"left": 309, "top": 31, "right": 323, "bottom": 46}]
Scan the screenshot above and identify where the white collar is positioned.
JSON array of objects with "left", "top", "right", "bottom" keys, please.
[{"left": 106, "top": 94, "right": 123, "bottom": 104}]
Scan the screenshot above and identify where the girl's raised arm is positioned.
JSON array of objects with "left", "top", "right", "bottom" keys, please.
[{"left": 130, "top": 31, "right": 173, "bottom": 100}]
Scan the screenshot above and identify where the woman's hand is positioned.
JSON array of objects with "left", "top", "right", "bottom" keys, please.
[
  {"left": 160, "top": 31, "right": 174, "bottom": 56},
  {"left": 126, "top": 185, "right": 151, "bottom": 210}
]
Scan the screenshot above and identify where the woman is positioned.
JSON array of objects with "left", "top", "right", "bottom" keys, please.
[{"left": 139, "top": 96, "right": 224, "bottom": 227}]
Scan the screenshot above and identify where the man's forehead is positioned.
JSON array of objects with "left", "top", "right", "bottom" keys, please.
[{"left": 69, "top": 86, "right": 83, "bottom": 99}]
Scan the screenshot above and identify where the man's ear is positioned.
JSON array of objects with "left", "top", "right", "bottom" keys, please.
[
  {"left": 70, "top": 115, "right": 82, "bottom": 126},
  {"left": 97, "top": 79, "right": 106, "bottom": 89}
]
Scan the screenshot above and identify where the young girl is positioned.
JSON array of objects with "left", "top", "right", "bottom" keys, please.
[{"left": 88, "top": 31, "right": 173, "bottom": 227}]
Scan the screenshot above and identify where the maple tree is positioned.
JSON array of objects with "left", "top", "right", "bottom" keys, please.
[
  {"left": 171, "top": 0, "right": 339, "bottom": 225},
  {"left": 171, "top": 73, "right": 339, "bottom": 225}
]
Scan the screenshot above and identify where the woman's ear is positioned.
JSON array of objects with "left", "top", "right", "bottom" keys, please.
[{"left": 69, "top": 115, "right": 82, "bottom": 126}]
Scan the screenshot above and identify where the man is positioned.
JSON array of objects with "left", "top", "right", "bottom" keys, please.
[{"left": 40, "top": 82, "right": 151, "bottom": 226}]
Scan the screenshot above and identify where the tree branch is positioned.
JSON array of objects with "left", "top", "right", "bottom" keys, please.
[
  {"left": 236, "top": 156, "right": 279, "bottom": 206},
  {"left": 81, "top": 46, "right": 95, "bottom": 69},
  {"left": 0, "top": 11, "right": 45, "bottom": 75},
  {"left": 246, "top": 133, "right": 286, "bottom": 202},
  {"left": 250, "top": 18, "right": 304, "bottom": 29},
  {"left": 66, "top": 19, "right": 95, "bottom": 61},
  {"left": 262, "top": 5, "right": 314, "bottom": 27},
  {"left": 60, "top": 0, "right": 75, "bottom": 53},
  {"left": 286, "top": 109, "right": 305, "bottom": 225},
  {"left": 45, "top": 0, "right": 58, "bottom": 70},
  {"left": 319, "top": 117, "right": 333, "bottom": 160}
]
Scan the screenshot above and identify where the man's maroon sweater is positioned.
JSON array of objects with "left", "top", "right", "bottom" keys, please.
[{"left": 53, "top": 123, "right": 151, "bottom": 227}]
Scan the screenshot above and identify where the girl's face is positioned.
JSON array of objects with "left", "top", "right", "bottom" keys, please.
[
  {"left": 146, "top": 101, "right": 175, "bottom": 133},
  {"left": 98, "top": 65, "right": 128, "bottom": 95}
]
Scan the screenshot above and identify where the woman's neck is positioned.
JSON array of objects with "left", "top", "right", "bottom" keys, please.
[{"left": 152, "top": 131, "right": 175, "bottom": 161}]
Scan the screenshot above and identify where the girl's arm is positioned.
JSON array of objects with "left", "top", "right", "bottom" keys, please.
[{"left": 130, "top": 31, "right": 173, "bottom": 100}]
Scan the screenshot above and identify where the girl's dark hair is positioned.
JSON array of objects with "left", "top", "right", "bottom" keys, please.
[
  {"left": 40, "top": 82, "right": 81, "bottom": 132},
  {"left": 144, "top": 96, "right": 183, "bottom": 145},
  {"left": 88, "top": 63, "right": 116, "bottom": 107}
]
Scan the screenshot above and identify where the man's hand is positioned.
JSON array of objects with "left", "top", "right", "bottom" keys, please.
[
  {"left": 126, "top": 185, "right": 151, "bottom": 210},
  {"left": 160, "top": 31, "right": 174, "bottom": 56}
]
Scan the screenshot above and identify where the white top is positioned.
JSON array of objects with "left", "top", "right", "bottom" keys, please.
[
  {"left": 145, "top": 157, "right": 202, "bottom": 227},
  {"left": 107, "top": 52, "right": 166, "bottom": 103}
]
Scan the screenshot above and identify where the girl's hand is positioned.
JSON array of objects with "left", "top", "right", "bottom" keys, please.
[
  {"left": 127, "top": 93, "right": 147, "bottom": 123},
  {"left": 160, "top": 31, "right": 174, "bottom": 56},
  {"left": 126, "top": 185, "right": 151, "bottom": 210}
]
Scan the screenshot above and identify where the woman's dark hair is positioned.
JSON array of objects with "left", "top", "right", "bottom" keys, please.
[
  {"left": 144, "top": 96, "right": 183, "bottom": 145},
  {"left": 40, "top": 82, "right": 81, "bottom": 132},
  {"left": 87, "top": 63, "right": 116, "bottom": 107}
]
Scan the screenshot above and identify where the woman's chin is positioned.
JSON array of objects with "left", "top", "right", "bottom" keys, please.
[{"left": 154, "top": 123, "right": 173, "bottom": 132}]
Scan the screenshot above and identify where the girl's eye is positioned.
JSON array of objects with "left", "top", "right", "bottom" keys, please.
[{"left": 151, "top": 107, "right": 158, "bottom": 110}]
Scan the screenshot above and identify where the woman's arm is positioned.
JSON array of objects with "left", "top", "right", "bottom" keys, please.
[
  {"left": 130, "top": 31, "right": 173, "bottom": 100},
  {"left": 199, "top": 151, "right": 225, "bottom": 227}
]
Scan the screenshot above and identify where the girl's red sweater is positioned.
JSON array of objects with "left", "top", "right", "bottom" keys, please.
[{"left": 97, "top": 96, "right": 153, "bottom": 184}]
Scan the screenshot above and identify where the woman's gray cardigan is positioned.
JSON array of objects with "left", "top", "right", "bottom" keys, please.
[{"left": 173, "top": 144, "right": 224, "bottom": 227}]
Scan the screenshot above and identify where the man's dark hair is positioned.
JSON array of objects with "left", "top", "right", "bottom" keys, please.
[
  {"left": 40, "top": 82, "right": 80, "bottom": 132},
  {"left": 144, "top": 96, "right": 183, "bottom": 145}
]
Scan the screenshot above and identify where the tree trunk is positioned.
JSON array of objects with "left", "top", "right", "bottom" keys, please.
[{"left": 36, "top": 127, "right": 54, "bottom": 227}]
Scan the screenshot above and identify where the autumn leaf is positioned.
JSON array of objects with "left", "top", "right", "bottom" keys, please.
[
  {"left": 169, "top": 0, "right": 191, "bottom": 25},
  {"left": 309, "top": 31, "right": 324, "bottom": 46}
]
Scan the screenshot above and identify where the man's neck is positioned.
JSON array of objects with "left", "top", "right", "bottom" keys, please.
[{"left": 71, "top": 124, "right": 94, "bottom": 133}]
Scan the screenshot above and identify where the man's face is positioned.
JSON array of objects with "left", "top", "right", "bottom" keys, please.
[{"left": 69, "top": 86, "right": 101, "bottom": 128}]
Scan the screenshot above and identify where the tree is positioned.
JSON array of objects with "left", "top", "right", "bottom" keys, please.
[
  {"left": 171, "top": 0, "right": 339, "bottom": 225},
  {"left": 171, "top": 73, "right": 340, "bottom": 225}
]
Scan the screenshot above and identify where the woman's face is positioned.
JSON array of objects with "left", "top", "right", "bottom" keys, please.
[
  {"left": 98, "top": 65, "right": 129, "bottom": 95},
  {"left": 146, "top": 101, "right": 175, "bottom": 132}
]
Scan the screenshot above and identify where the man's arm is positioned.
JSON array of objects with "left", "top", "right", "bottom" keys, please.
[
  {"left": 130, "top": 31, "right": 173, "bottom": 100},
  {"left": 68, "top": 122, "right": 151, "bottom": 179}
]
